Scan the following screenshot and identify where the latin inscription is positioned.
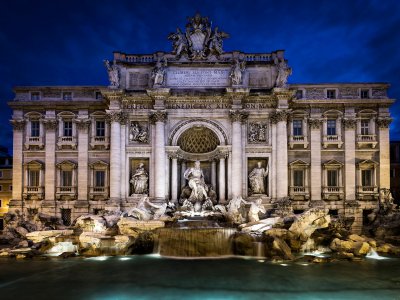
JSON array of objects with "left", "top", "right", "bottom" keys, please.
[{"left": 166, "top": 68, "right": 230, "bottom": 87}]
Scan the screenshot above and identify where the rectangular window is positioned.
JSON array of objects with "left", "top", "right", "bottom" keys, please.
[
  {"left": 96, "top": 121, "right": 105, "bottom": 137},
  {"left": 296, "top": 90, "right": 303, "bottom": 99},
  {"left": 28, "top": 170, "right": 40, "bottom": 187},
  {"left": 361, "top": 169, "right": 372, "bottom": 186},
  {"left": 327, "top": 89, "right": 336, "bottom": 99},
  {"left": 327, "top": 119, "right": 337, "bottom": 136},
  {"left": 95, "top": 92, "right": 102, "bottom": 100},
  {"left": 361, "top": 89, "right": 370, "bottom": 99},
  {"left": 31, "top": 92, "right": 40, "bottom": 100},
  {"left": 361, "top": 120, "right": 369, "bottom": 135},
  {"left": 61, "top": 170, "right": 73, "bottom": 187},
  {"left": 63, "top": 121, "right": 73, "bottom": 136},
  {"left": 61, "top": 209, "right": 71, "bottom": 226},
  {"left": 31, "top": 120, "right": 40, "bottom": 137},
  {"left": 293, "top": 170, "right": 304, "bottom": 187},
  {"left": 95, "top": 170, "right": 105, "bottom": 187},
  {"left": 63, "top": 92, "right": 72, "bottom": 100},
  {"left": 293, "top": 120, "right": 303, "bottom": 136},
  {"left": 327, "top": 170, "right": 338, "bottom": 186}
]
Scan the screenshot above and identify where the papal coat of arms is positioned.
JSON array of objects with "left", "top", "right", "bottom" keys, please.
[{"left": 168, "top": 13, "right": 229, "bottom": 60}]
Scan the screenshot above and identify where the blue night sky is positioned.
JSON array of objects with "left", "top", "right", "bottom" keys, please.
[{"left": 1, "top": 0, "right": 400, "bottom": 153}]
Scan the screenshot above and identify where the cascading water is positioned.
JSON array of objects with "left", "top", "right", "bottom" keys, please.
[{"left": 154, "top": 227, "right": 237, "bottom": 257}]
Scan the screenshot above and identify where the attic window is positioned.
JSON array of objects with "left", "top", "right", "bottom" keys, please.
[{"left": 63, "top": 92, "right": 72, "bottom": 100}]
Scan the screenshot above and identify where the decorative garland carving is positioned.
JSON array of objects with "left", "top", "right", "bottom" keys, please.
[
  {"left": 10, "top": 119, "right": 25, "bottom": 130},
  {"left": 376, "top": 117, "right": 393, "bottom": 129},
  {"left": 342, "top": 118, "right": 357, "bottom": 129},
  {"left": 149, "top": 110, "right": 168, "bottom": 124},
  {"left": 229, "top": 110, "right": 249, "bottom": 123},
  {"left": 308, "top": 118, "right": 323, "bottom": 129},
  {"left": 269, "top": 110, "right": 289, "bottom": 124},
  {"left": 43, "top": 119, "right": 58, "bottom": 130},
  {"left": 168, "top": 119, "right": 228, "bottom": 145},
  {"left": 75, "top": 119, "right": 91, "bottom": 130}
]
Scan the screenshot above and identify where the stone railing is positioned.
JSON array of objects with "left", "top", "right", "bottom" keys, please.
[
  {"left": 89, "top": 186, "right": 109, "bottom": 200},
  {"left": 322, "top": 186, "right": 344, "bottom": 200},
  {"left": 356, "top": 185, "right": 379, "bottom": 200},
  {"left": 23, "top": 186, "right": 44, "bottom": 200},
  {"left": 289, "top": 186, "right": 310, "bottom": 200},
  {"left": 244, "top": 53, "right": 272, "bottom": 62},
  {"left": 56, "top": 186, "right": 77, "bottom": 200},
  {"left": 57, "top": 136, "right": 77, "bottom": 150},
  {"left": 289, "top": 135, "right": 308, "bottom": 149},
  {"left": 322, "top": 135, "right": 343, "bottom": 148},
  {"left": 90, "top": 136, "right": 110, "bottom": 150},
  {"left": 24, "top": 136, "right": 44, "bottom": 150},
  {"left": 356, "top": 135, "right": 378, "bottom": 149}
]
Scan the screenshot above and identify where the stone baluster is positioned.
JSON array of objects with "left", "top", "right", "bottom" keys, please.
[
  {"left": 229, "top": 110, "right": 248, "bottom": 198},
  {"left": 150, "top": 110, "right": 167, "bottom": 201}
]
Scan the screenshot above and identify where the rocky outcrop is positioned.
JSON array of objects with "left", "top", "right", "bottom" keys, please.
[
  {"left": 117, "top": 218, "right": 165, "bottom": 236},
  {"left": 289, "top": 208, "right": 331, "bottom": 241},
  {"left": 26, "top": 230, "right": 74, "bottom": 243}
]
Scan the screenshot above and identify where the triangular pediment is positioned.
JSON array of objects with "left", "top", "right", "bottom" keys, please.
[
  {"left": 56, "top": 160, "right": 77, "bottom": 169},
  {"left": 89, "top": 160, "right": 109, "bottom": 169},
  {"left": 323, "top": 159, "right": 344, "bottom": 166},
  {"left": 289, "top": 159, "right": 309, "bottom": 166},
  {"left": 357, "top": 159, "right": 379, "bottom": 167},
  {"left": 24, "top": 160, "right": 44, "bottom": 167}
]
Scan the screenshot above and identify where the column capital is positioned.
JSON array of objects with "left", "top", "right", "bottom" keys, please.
[
  {"left": 106, "top": 110, "right": 127, "bottom": 124},
  {"left": 272, "top": 87, "right": 294, "bottom": 100},
  {"left": 10, "top": 119, "right": 25, "bottom": 130},
  {"left": 42, "top": 118, "right": 58, "bottom": 130},
  {"left": 270, "top": 110, "right": 289, "bottom": 124},
  {"left": 308, "top": 118, "right": 323, "bottom": 129},
  {"left": 75, "top": 118, "right": 91, "bottom": 130},
  {"left": 376, "top": 117, "right": 392, "bottom": 129},
  {"left": 149, "top": 110, "right": 168, "bottom": 124},
  {"left": 229, "top": 110, "right": 248, "bottom": 123},
  {"left": 342, "top": 118, "right": 357, "bottom": 129}
]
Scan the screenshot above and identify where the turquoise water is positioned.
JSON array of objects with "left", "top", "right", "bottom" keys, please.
[{"left": 1, "top": 256, "right": 400, "bottom": 299}]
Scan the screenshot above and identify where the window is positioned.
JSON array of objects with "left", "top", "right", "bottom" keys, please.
[
  {"left": 295, "top": 90, "right": 303, "bottom": 99},
  {"left": 63, "top": 121, "right": 73, "bottom": 136},
  {"left": 63, "top": 92, "right": 72, "bottom": 100},
  {"left": 9, "top": 185, "right": 12, "bottom": 191},
  {"left": 95, "top": 92, "right": 102, "bottom": 100},
  {"left": 361, "top": 169, "right": 372, "bottom": 186},
  {"left": 61, "top": 209, "right": 71, "bottom": 226},
  {"left": 0, "top": 171, "right": 2, "bottom": 178},
  {"left": 327, "top": 119, "right": 336, "bottom": 136},
  {"left": 293, "top": 170, "right": 304, "bottom": 187},
  {"left": 361, "top": 89, "right": 370, "bottom": 99},
  {"left": 61, "top": 170, "right": 73, "bottom": 187},
  {"left": 31, "top": 120, "right": 40, "bottom": 137},
  {"left": 0, "top": 199, "right": 2, "bottom": 207},
  {"left": 293, "top": 120, "right": 303, "bottom": 136},
  {"left": 96, "top": 121, "right": 105, "bottom": 137},
  {"left": 327, "top": 89, "right": 336, "bottom": 99},
  {"left": 31, "top": 92, "right": 40, "bottom": 100},
  {"left": 361, "top": 119, "right": 369, "bottom": 135},
  {"left": 327, "top": 170, "right": 338, "bottom": 186},
  {"left": 0, "top": 185, "right": 2, "bottom": 191},
  {"left": 28, "top": 170, "right": 40, "bottom": 186},
  {"left": 329, "top": 209, "right": 338, "bottom": 217},
  {"left": 95, "top": 170, "right": 105, "bottom": 187},
  {"left": 0, "top": 218, "right": 3, "bottom": 231}
]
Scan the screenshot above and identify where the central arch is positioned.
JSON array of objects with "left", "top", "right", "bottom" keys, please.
[{"left": 177, "top": 126, "right": 220, "bottom": 153}]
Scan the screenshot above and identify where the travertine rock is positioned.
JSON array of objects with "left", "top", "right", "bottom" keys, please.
[
  {"left": 26, "top": 230, "right": 74, "bottom": 243},
  {"left": 289, "top": 208, "right": 331, "bottom": 241},
  {"left": 117, "top": 218, "right": 165, "bottom": 236}
]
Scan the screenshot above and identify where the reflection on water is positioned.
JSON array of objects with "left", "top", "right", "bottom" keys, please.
[{"left": 0, "top": 256, "right": 400, "bottom": 299}]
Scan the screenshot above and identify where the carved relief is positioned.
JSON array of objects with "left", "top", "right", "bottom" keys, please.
[
  {"left": 248, "top": 122, "right": 268, "bottom": 143},
  {"left": 339, "top": 87, "right": 358, "bottom": 99},
  {"left": 342, "top": 118, "right": 357, "bottom": 129},
  {"left": 269, "top": 110, "right": 289, "bottom": 123},
  {"left": 371, "top": 89, "right": 387, "bottom": 99},
  {"left": 308, "top": 118, "right": 323, "bottom": 129},
  {"left": 129, "top": 121, "right": 149, "bottom": 143},
  {"left": 149, "top": 110, "right": 167, "bottom": 123},
  {"left": 376, "top": 117, "right": 393, "bottom": 129},
  {"left": 305, "top": 88, "right": 324, "bottom": 99},
  {"left": 229, "top": 110, "right": 249, "bottom": 123},
  {"left": 75, "top": 119, "right": 91, "bottom": 130},
  {"left": 42, "top": 119, "right": 58, "bottom": 130}
]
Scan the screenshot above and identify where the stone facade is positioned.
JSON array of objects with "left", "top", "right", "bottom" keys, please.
[
  {"left": 8, "top": 14, "right": 395, "bottom": 233},
  {"left": 0, "top": 146, "right": 12, "bottom": 230}
]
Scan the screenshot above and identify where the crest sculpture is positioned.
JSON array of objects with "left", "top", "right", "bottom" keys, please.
[{"left": 168, "top": 13, "right": 229, "bottom": 60}]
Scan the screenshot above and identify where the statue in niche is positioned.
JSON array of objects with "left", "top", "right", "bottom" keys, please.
[
  {"left": 230, "top": 59, "right": 246, "bottom": 85},
  {"left": 208, "top": 27, "right": 229, "bottom": 56},
  {"left": 130, "top": 163, "right": 149, "bottom": 195},
  {"left": 151, "top": 57, "right": 167, "bottom": 86},
  {"left": 274, "top": 57, "right": 292, "bottom": 88},
  {"left": 168, "top": 28, "right": 188, "bottom": 57},
  {"left": 129, "top": 122, "right": 148, "bottom": 143},
  {"left": 248, "top": 161, "right": 268, "bottom": 195},
  {"left": 184, "top": 160, "right": 209, "bottom": 203},
  {"left": 104, "top": 60, "right": 120, "bottom": 88},
  {"left": 248, "top": 122, "right": 268, "bottom": 143}
]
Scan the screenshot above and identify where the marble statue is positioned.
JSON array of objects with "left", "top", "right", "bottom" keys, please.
[
  {"left": 274, "top": 57, "right": 292, "bottom": 88},
  {"left": 129, "top": 122, "right": 148, "bottom": 143},
  {"left": 104, "top": 60, "right": 120, "bottom": 88},
  {"left": 230, "top": 59, "right": 246, "bottom": 85},
  {"left": 248, "top": 161, "right": 268, "bottom": 195},
  {"left": 226, "top": 196, "right": 247, "bottom": 224},
  {"left": 127, "top": 196, "right": 152, "bottom": 220},
  {"left": 379, "top": 188, "right": 397, "bottom": 211},
  {"left": 145, "top": 201, "right": 174, "bottom": 220},
  {"left": 183, "top": 161, "right": 209, "bottom": 203},
  {"left": 168, "top": 28, "right": 188, "bottom": 57},
  {"left": 152, "top": 57, "right": 167, "bottom": 86},
  {"left": 245, "top": 198, "right": 266, "bottom": 222},
  {"left": 130, "top": 163, "right": 149, "bottom": 195},
  {"left": 208, "top": 27, "right": 229, "bottom": 56}
]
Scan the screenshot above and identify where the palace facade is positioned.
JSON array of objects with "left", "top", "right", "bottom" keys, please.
[{"left": 8, "top": 14, "right": 394, "bottom": 232}]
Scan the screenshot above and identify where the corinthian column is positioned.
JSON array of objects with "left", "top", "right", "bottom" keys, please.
[
  {"left": 230, "top": 110, "right": 248, "bottom": 198},
  {"left": 377, "top": 117, "right": 392, "bottom": 189},
  {"left": 107, "top": 110, "right": 125, "bottom": 202},
  {"left": 75, "top": 117, "right": 91, "bottom": 205},
  {"left": 270, "top": 110, "right": 289, "bottom": 199},
  {"left": 309, "top": 117, "right": 323, "bottom": 202},
  {"left": 343, "top": 117, "right": 357, "bottom": 201},
  {"left": 10, "top": 118, "right": 25, "bottom": 209},
  {"left": 150, "top": 110, "right": 167, "bottom": 201}
]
